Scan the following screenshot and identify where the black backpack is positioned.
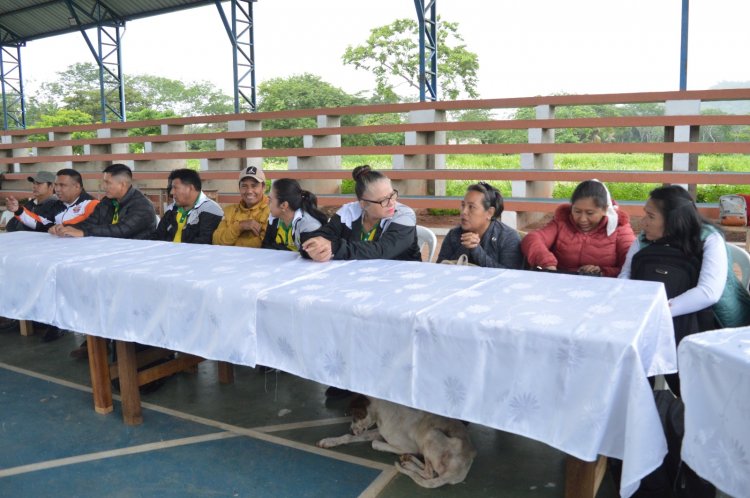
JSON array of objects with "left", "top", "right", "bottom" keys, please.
[
  {"left": 630, "top": 241, "right": 716, "bottom": 345},
  {"left": 631, "top": 241, "right": 701, "bottom": 300}
]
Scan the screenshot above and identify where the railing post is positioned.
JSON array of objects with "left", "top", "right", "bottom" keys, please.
[
  {"left": 513, "top": 105, "right": 555, "bottom": 227},
  {"left": 288, "top": 114, "right": 341, "bottom": 195},
  {"left": 664, "top": 99, "right": 700, "bottom": 196},
  {"left": 81, "top": 127, "right": 131, "bottom": 191},
  {"left": 33, "top": 131, "right": 74, "bottom": 172},
  {"left": 200, "top": 119, "right": 262, "bottom": 195},
  {"left": 392, "top": 109, "right": 446, "bottom": 197},
  {"left": 134, "top": 124, "right": 186, "bottom": 190},
  {"left": 1, "top": 134, "right": 29, "bottom": 194},
  {"left": 2, "top": 134, "right": 28, "bottom": 173}
]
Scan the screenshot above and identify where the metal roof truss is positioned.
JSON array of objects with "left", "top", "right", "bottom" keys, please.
[{"left": 65, "top": 0, "right": 125, "bottom": 122}]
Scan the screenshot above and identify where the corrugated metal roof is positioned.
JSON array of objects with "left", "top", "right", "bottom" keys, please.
[{"left": 0, "top": 0, "right": 220, "bottom": 44}]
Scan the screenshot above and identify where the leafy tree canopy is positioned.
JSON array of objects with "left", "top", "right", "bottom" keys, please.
[
  {"left": 257, "top": 73, "right": 369, "bottom": 148},
  {"left": 342, "top": 18, "right": 479, "bottom": 101}
]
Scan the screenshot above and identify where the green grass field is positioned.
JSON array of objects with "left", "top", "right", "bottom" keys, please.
[{"left": 193, "top": 153, "right": 750, "bottom": 203}]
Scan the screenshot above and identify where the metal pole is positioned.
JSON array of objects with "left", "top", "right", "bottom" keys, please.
[
  {"left": 679, "top": 0, "right": 689, "bottom": 91},
  {"left": 1, "top": 49, "right": 8, "bottom": 130},
  {"left": 231, "top": 0, "right": 240, "bottom": 113}
]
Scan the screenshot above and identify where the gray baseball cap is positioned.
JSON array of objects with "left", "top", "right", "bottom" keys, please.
[{"left": 27, "top": 171, "right": 56, "bottom": 184}]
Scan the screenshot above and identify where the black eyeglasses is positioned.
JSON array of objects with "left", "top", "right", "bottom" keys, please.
[{"left": 361, "top": 190, "right": 398, "bottom": 208}]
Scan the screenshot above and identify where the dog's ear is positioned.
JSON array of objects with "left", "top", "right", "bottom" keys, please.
[{"left": 348, "top": 394, "right": 370, "bottom": 420}]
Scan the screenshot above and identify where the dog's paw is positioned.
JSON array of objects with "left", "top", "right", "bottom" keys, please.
[{"left": 316, "top": 438, "right": 335, "bottom": 449}]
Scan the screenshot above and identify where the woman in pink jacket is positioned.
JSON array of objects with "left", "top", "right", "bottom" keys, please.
[{"left": 521, "top": 180, "right": 635, "bottom": 277}]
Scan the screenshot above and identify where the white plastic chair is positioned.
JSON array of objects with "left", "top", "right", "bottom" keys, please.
[
  {"left": 416, "top": 225, "right": 437, "bottom": 263},
  {"left": 727, "top": 243, "right": 750, "bottom": 288}
]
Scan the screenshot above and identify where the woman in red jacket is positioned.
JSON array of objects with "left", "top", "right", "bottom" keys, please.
[{"left": 521, "top": 180, "right": 635, "bottom": 277}]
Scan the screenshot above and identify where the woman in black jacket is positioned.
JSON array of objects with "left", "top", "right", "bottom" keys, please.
[
  {"left": 437, "top": 182, "right": 522, "bottom": 268},
  {"left": 302, "top": 165, "right": 421, "bottom": 262}
]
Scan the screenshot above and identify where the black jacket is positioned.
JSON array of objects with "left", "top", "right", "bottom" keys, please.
[
  {"left": 307, "top": 202, "right": 421, "bottom": 261},
  {"left": 437, "top": 220, "right": 523, "bottom": 269},
  {"left": 152, "top": 192, "right": 223, "bottom": 244},
  {"left": 72, "top": 186, "right": 156, "bottom": 239},
  {"left": 6, "top": 196, "right": 62, "bottom": 233}
]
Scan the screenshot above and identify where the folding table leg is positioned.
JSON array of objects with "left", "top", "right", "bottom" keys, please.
[
  {"left": 86, "top": 335, "right": 112, "bottom": 414},
  {"left": 565, "top": 454, "right": 607, "bottom": 498},
  {"left": 115, "top": 340, "right": 143, "bottom": 425}
]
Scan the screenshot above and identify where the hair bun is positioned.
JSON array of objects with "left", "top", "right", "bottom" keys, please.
[{"left": 352, "top": 165, "right": 372, "bottom": 181}]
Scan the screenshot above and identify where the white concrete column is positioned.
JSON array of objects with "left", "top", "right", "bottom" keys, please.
[
  {"left": 2, "top": 134, "right": 29, "bottom": 174},
  {"left": 392, "top": 109, "right": 446, "bottom": 197},
  {"left": 288, "top": 115, "right": 341, "bottom": 195},
  {"left": 33, "top": 131, "right": 73, "bottom": 171},
  {"left": 665, "top": 99, "right": 701, "bottom": 191},
  {"left": 135, "top": 124, "right": 186, "bottom": 175},
  {"left": 200, "top": 119, "right": 263, "bottom": 195},
  {"left": 512, "top": 105, "right": 555, "bottom": 226},
  {"left": 81, "top": 128, "right": 132, "bottom": 176}
]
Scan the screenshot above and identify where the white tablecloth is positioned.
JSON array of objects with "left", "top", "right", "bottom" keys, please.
[
  {"left": 679, "top": 327, "right": 750, "bottom": 498},
  {"left": 0, "top": 231, "right": 677, "bottom": 497}
]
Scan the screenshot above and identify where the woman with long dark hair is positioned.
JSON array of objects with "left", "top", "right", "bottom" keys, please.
[
  {"left": 262, "top": 178, "right": 328, "bottom": 252},
  {"left": 620, "top": 185, "right": 749, "bottom": 328},
  {"left": 620, "top": 186, "right": 750, "bottom": 395}
]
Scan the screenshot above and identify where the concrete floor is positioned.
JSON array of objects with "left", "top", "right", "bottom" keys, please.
[{"left": 0, "top": 325, "right": 620, "bottom": 497}]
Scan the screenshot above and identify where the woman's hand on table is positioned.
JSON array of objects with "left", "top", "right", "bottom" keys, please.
[{"left": 302, "top": 236, "right": 333, "bottom": 262}]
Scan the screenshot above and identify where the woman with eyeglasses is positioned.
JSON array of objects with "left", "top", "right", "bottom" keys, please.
[
  {"left": 302, "top": 165, "right": 421, "bottom": 262},
  {"left": 521, "top": 179, "right": 635, "bottom": 276},
  {"left": 437, "top": 182, "right": 523, "bottom": 268}
]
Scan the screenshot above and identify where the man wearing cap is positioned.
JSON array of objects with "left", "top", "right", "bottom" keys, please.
[
  {"left": 152, "top": 168, "right": 223, "bottom": 244},
  {"left": 212, "top": 165, "right": 270, "bottom": 248},
  {"left": 8, "top": 168, "right": 99, "bottom": 234},
  {"left": 55, "top": 163, "right": 155, "bottom": 240},
  {"left": 4, "top": 171, "right": 60, "bottom": 232}
]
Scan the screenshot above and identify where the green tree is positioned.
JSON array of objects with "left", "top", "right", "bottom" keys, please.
[
  {"left": 342, "top": 18, "right": 479, "bottom": 101},
  {"left": 29, "top": 109, "right": 95, "bottom": 153},
  {"left": 257, "top": 73, "right": 368, "bottom": 149},
  {"left": 31, "top": 63, "right": 232, "bottom": 124}
]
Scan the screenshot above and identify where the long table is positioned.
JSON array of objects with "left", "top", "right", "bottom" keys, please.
[
  {"left": 0, "top": 231, "right": 677, "bottom": 498},
  {"left": 679, "top": 327, "right": 750, "bottom": 498}
]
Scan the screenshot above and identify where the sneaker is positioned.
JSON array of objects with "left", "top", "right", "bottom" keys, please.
[{"left": 324, "top": 386, "right": 353, "bottom": 399}]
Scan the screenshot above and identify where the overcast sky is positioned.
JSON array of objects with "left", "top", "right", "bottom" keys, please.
[{"left": 19, "top": 0, "right": 750, "bottom": 101}]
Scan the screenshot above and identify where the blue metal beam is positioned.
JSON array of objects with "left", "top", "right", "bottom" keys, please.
[
  {"left": 65, "top": 0, "right": 126, "bottom": 122},
  {"left": 414, "top": 0, "right": 437, "bottom": 101},
  {"left": 679, "top": 0, "right": 689, "bottom": 91},
  {"left": 216, "top": 0, "right": 257, "bottom": 112},
  {"left": 0, "top": 43, "right": 26, "bottom": 130}
]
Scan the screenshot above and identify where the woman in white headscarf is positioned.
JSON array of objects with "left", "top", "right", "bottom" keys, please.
[{"left": 521, "top": 179, "right": 635, "bottom": 277}]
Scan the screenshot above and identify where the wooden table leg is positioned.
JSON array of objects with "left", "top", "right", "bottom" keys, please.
[
  {"left": 217, "top": 361, "right": 234, "bottom": 384},
  {"left": 19, "top": 320, "right": 34, "bottom": 336},
  {"left": 86, "top": 335, "right": 113, "bottom": 414},
  {"left": 565, "top": 455, "right": 607, "bottom": 498},
  {"left": 115, "top": 340, "right": 143, "bottom": 426}
]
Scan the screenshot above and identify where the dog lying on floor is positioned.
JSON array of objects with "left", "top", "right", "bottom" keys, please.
[{"left": 317, "top": 394, "right": 476, "bottom": 488}]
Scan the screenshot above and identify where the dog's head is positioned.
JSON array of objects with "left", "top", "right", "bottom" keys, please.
[{"left": 348, "top": 394, "right": 375, "bottom": 435}]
